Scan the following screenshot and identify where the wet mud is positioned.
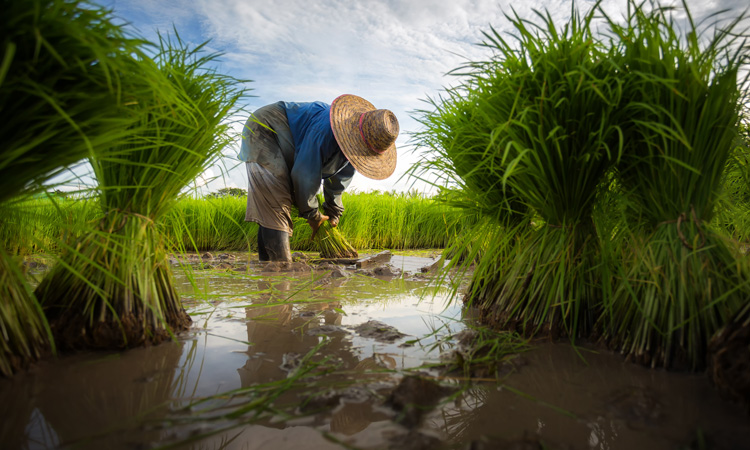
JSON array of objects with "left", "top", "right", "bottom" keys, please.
[{"left": 2, "top": 250, "right": 749, "bottom": 449}]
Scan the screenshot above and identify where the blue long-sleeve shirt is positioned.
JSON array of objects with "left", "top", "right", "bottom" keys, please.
[
  {"left": 282, "top": 101, "right": 354, "bottom": 220},
  {"left": 238, "top": 101, "right": 354, "bottom": 221}
]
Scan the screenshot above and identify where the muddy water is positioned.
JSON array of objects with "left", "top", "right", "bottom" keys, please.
[{"left": 1, "top": 251, "right": 749, "bottom": 450}]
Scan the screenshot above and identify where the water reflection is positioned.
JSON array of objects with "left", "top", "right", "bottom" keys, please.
[
  {"left": 3, "top": 253, "right": 748, "bottom": 450},
  {"left": 0, "top": 375, "right": 37, "bottom": 449},
  {"left": 180, "top": 278, "right": 399, "bottom": 449},
  {"left": 238, "top": 280, "right": 349, "bottom": 385},
  {"left": 424, "top": 342, "right": 750, "bottom": 450},
  {"left": 0, "top": 340, "right": 185, "bottom": 450}
]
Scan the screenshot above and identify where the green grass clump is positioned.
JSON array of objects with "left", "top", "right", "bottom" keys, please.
[
  {"left": 34, "top": 34, "right": 248, "bottom": 350},
  {"left": 597, "top": 1, "right": 750, "bottom": 369},
  {"left": 315, "top": 221, "right": 358, "bottom": 259},
  {"left": 414, "top": 0, "right": 750, "bottom": 371},
  {"left": 0, "top": 0, "right": 146, "bottom": 375},
  {"left": 415, "top": 2, "right": 624, "bottom": 338}
]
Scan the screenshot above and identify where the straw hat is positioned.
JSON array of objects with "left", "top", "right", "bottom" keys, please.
[{"left": 330, "top": 94, "right": 398, "bottom": 180}]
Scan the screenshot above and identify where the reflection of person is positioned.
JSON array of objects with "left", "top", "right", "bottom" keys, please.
[
  {"left": 238, "top": 300, "right": 351, "bottom": 385},
  {"left": 238, "top": 95, "right": 399, "bottom": 262}
]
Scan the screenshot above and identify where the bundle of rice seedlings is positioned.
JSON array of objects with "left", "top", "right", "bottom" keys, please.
[
  {"left": 415, "top": 4, "right": 624, "bottom": 338},
  {"left": 310, "top": 193, "right": 357, "bottom": 259},
  {"left": 34, "top": 34, "right": 247, "bottom": 350},
  {"left": 714, "top": 126, "right": 750, "bottom": 241},
  {"left": 0, "top": 0, "right": 145, "bottom": 375},
  {"left": 315, "top": 221, "right": 358, "bottom": 259},
  {"left": 411, "top": 84, "right": 527, "bottom": 228},
  {"left": 410, "top": 37, "right": 531, "bottom": 312},
  {"left": 598, "top": 1, "right": 750, "bottom": 369}
]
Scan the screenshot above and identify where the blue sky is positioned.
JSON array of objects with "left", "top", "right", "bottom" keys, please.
[{"left": 100, "top": 0, "right": 748, "bottom": 194}]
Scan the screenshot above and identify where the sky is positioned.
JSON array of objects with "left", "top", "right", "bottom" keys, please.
[{"left": 99, "top": 0, "right": 749, "bottom": 195}]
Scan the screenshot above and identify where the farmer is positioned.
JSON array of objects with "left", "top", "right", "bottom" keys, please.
[{"left": 238, "top": 94, "right": 399, "bottom": 262}]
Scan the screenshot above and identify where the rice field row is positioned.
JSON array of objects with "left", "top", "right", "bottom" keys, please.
[{"left": 1, "top": 191, "right": 475, "bottom": 256}]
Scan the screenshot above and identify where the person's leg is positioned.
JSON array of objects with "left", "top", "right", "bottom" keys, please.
[
  {"left": 242, "top": 103, "right": 295, "bottom": 263},
  {"left": 257, "top": 228, "right": 270, "bottom": 262},
  {"left": 258, "top": 226, "right": 292, "bottom": 262}
]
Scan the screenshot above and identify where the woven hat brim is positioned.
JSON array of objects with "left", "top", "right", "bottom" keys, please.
[{"left": 330, "top": 94, "right": 397, "bottom": 180}]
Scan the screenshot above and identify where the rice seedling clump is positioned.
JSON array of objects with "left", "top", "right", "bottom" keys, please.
[
  {"left": 415, "top": 3, "right": 624, "bottom": 339},
  {"left": 0, "top": 0, "right": 147, "bottom": 375},
  {"left": 597, "top": 2, "right": 750, "bottom": 369},
  {"left": 34, "top": 34, "right": 248, "bottom": 350},
  {"left": 414, "top": 0, "right": 750, "bottom": 374},
  {"left": 315, "top": 222, "right": 358, "bottom": 259}
]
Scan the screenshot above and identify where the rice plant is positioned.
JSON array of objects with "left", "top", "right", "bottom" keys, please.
[
  {"left": 0, "top": 195, "right": 93, "bottom": 256},
  {"left": 315, "top": 221, "right": 358, "bottom": 259},
  {"left": 2, "top": 191, "right": 473, "bottom": 256},
  {"left": 714, "top": 124, "right": 750, "bottom": 241},
  {"left": 163, "top": 196, "right": 256, "bottom": 252},
  {"left": 34, "top": 34, "right": 248, "bottom": 350},
  {"left": 305, "top": 193, "right": 356, "bottom": 259},
  {"left": 410, "top": 83, "right": 527, "bottom": 228},
  {"left": 598, "top": 1, "right": 750, "bottom": 369},
  {"left": 0, "top": 0, "right": 146, "bottom": 375},
  {"left": 414, "top": 2, "right": 624, "bottom": 338}
]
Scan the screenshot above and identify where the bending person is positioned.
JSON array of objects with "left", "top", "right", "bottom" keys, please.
[{"left": 238, "top": 94, "right": 399, "bottom": 261}]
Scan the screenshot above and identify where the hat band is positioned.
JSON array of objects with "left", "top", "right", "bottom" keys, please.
[{"left": 358, "top": 112, "right": 387, "bottom": 154}]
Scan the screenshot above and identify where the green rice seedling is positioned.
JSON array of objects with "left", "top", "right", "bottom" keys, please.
[
  {"left": 714, "top": 125, "right": 750, "bottom": 242},
  {"left": 411, "top": 85, "right": 528, "bottom": 228},
  {"left": 410, "top": 76, "right": 530, "bottom": 285},
  {"left": 0, "top": 0, "right": 147, "bottom": 203},
  {"left": 164, "top": 196, "right": 257, "bottom": 252},
  {"left": 314, "top": 221, "right": 358, "bottom": 259},
  {"left": 312, "top": 194, "right": 358, "bottom": 258},
  {"left": 415, "top": 3, "right": 624, "bottom": 338},
  {"left": 0, "top": 0, "right": 146, "bottom": 375},
  {"left": 0, "top": 195, "right": 101, "bottom": 256},
  {"left": 334, "top": 191, "right": 463, "bottom": 250},
  {"left": 0, "top": 246, "right": 50, "bottom": 377},
  {"left": 334, "top": 190, "right": 392, "bottom": 249},
  {"left": 598, "top": 1, "right": 750, "bottom": 369},
  {"left": 428, "top": 321, "right": 531, "bottom": 380},
  {"left": 5, "top": 190, "right": 480, "bottom": 255},
  {"left": 34, "top": 34, "right": 248, "bottom": 350}
]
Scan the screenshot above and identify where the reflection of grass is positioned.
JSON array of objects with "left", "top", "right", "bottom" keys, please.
[
  {"left": 502, "top": 384, "right": 577, "bottom": 419},
  {"left": 434, "top": 325, "right": 531, "bottom": 379}
]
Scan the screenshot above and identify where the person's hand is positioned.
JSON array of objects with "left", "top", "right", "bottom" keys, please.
[
  {"left": 308, "top": 214, "right": 329, "bottom": 240},
  {"left": 329, "top": 216, "right": 339, "bottom": 228}
]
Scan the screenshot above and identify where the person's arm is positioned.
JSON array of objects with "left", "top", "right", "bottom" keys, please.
[
  {"left": 290, "top": 146, "right": 323, "bottom": 221},
  {"left": 287, "top": 102, "right": 338, "bottom": 233},
  {"left": 322, "top": 163, "right": 355, "bottom": 225}
]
